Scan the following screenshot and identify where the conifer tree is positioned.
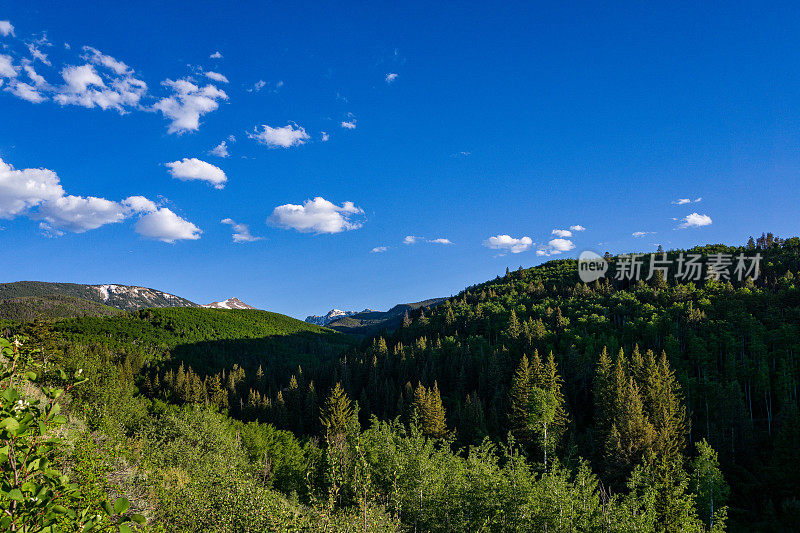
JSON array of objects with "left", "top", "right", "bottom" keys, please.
[{"left": 320, "top": 382, "right": 353, "bottom": 438}]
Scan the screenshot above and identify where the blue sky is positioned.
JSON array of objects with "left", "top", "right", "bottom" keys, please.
[{"left": 1, "top": 1, "right": 799, "bottom": 318}]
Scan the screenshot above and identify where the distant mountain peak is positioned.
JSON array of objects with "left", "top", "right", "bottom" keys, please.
[
  {"left": 305, "top": 308, "right": 359, "bottom": 326},
  {"left": 201, "top": 297, "right": 257, "bottom": 310}
]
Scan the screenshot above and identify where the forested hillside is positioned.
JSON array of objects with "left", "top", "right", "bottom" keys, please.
[
  {"left": 0, "top": 294, "right": 122, "bottom": 321},
  {"left": 1, "top": 236, "right": 799, "bottom": 531}
]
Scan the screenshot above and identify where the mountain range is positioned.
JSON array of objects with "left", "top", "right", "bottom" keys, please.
[
  {"left": 305, "top": 309, "right": 363, "bottom": 326},
  {"left": 308, "top": 298, "right": 447, "bottom": 336},
  {"left": 0, "top": 281, "right": 259, "bottom": 320}
]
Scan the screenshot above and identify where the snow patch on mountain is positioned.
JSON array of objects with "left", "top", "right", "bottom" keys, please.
[
  {"left": 201, "top": 297, "right": 257, "bottom": 310},
  {"left": 305, "top": 308, "right": 373, "bottom": 326}
]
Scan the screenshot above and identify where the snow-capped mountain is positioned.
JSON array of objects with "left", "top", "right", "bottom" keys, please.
[
  {"left": 305, "top": 309, "right": 361, "bottom": 326},
  {"left": 201, "top": 297, "right": 257, "bottom": 310}
]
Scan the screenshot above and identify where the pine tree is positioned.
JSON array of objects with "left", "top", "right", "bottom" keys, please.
[
  {"left": 412, "top": 381, "right": 447, "bottom": 438},
  {"left": 320, "top": 382, "right": 352, "bottom": 437},
  {"left": 505, "top": 309, "right": 521, "bottom": 340},
  {"left": 509, "top": 354, "right": 534, "bottom": 444}
]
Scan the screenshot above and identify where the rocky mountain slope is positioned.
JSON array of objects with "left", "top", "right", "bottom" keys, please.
[{"left": 0, "top": 281, "right": 197, "bottom": 312}]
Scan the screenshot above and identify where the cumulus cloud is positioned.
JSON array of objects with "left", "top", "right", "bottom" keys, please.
[
  {"left": 483, "top": 234, "right": 533, "bottom": 254},
  {"left": 429, "top": 238, "right": 453, "bottom": 245},
  {"left": 165, "top": 158, "right": 227, "bottom": 189},
  {"left": 135, "top": 207, "right": 202, "bottom": 242},
  {"left": 268, "top": 197, "right": 364, "bottom": 234},
  {"left": 570, "top": 225, "right": 586, "bottom": 231},
  {"left": 385, "top": 73, "right": 398, "bottom": 83},
  {"left": 0, "top": 21, "right": 14, "bottom": 37},
  {"left": 52, "top": 47, "right": 147, "bottom": 112},
  {"left": 677, "top": 212, "right": 712, "bottom": 229},
  {"left": 632, "top": 231, "right": 655, "bottom": 238},
  {"left": 38, "top": 195, "right": 128, "bottom": 233},
  {"left": 403, "top": 235, "right": 421, "bottom": 245},
  {"left": 205, "top": 71, "right": 228, "bottom": 83},
  {"left": 209, "top": 51, "right": 223, "bottom": 59},
  {"left": 341, "top": 120, "right": 357, "bottom": 129},
  {"left": 371, "top": 246, "right": 388, "bottom": 253},
  {"left": 0, "top": 158, "right": 64, "bottom": 218},
  {"left": 321, "top": 131, "right": 330, "bottom": 142},
  {"left": 153, "top": 78, "right": 227, "bottom": 134},
  {"left": 552, "top": 229, "right": 572, "bottom": 238},
  {"left": 0, "top": 157, "right": 200, "bottom": 240},
  {"left": 537, "top": 238, "right": 575, "bottom": 256},
  {"left": 208, "top": 141, "right": 229, "bottom": 158},
  {"left": 122, "top": 195, "right": 158, "bottom": 213},
  {"left": 221, "top": 218, "right": 261, "bottom": 243},
  {"left": 247, "top": 123, "right": 309, "bottom": 148}
]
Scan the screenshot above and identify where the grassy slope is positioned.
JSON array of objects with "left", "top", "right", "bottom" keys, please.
[{"left": 50, "top": 307, "right": 357, "bottom": 375}]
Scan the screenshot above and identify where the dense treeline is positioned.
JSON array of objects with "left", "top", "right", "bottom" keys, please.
[
  {"left": 2, "top": 236, "right": 798, "bottom": 530},
  {"left": 144, "top": 237, "right": 800, "bottom": 530}
]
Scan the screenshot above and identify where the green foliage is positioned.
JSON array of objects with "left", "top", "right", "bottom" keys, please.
[{"left": 0, "top": 337, "right": 142, "bottom": 532}]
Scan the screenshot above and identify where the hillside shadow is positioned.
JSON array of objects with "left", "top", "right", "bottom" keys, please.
[{"left": 165, "top": 331, "right": 356, "bottom": 377}]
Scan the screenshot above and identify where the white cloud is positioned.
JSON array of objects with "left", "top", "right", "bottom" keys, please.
[
  {"left": 321, "top": 131, "right": 330, "bottom": 142},
  {"left": 6, "top": 81, "right": 45, "bottom": 103},
  {"left": 677, "top": 212, "right": 712, "bottom": 229},
  {"left": 122, "top": 195, "right": 158, "bottom": 213},
  {"left": 403, "top": 235, "right": 421, "bottom": 245},
  {"left": 672, "top": 198, "right": 702, "bottom": 205},
  {"left": 27, "top": 42, "right": 50, "bottom": 66},
  {"left": 54, "top": 49, "right": 148, "bottom": 112},
  {"left": 341, "top": 120, "right": 357, "bottom": 129},
  {"left": 0, "top": 21, "right": 14, "bottom": 37},
  {"left": 0, "top": 54, "right": 18, "bottom": 78},
  {"left": 537, "top": 238, "right": 575, "bottom": 256},
  {"left": 209, "top": 51, "right": 223, "bottom": 59},
  {"left": 250, "top": 80, "right": 266, "bottom": 92},
  {"left": 552, "top": 229, "right": 572, "bottom": 238},
  {"left": 208, "top": 141, "right": 229, "bottom": 158},
  {"left": 227, "top": 134, "right": 236, "bottom": 142},
  {"left": 248, "top": 123, "right": 309, "bottom": 148},
  {"left": 483, "top": 234, "right": 533, "bottom": 254},
  {"left": 165, "top": 158, "right": 227, "bottom": 189},
  {"left": 385, "top": 73, "right": 398, "bottom": 83},
  {"left": 81, "top": 46, "right": 129, "bottom": 75},
  {"left": 221, "top": 218, "right": 261, "bottom": 243},
  {"left": 205, "top": 71, "right": 228, "bottom": 83},
  {"left": 0, "top": 157, "right": 199, "bottom": 239},
  {"left": 135, "top": 207, "right": 201, "bottom": 242},
  {"left": 371, "top": 246, "right": 388, "bottom": 253},
  {"left": 429, "top": 238, "right": 453, "bottom": 245},
  {"left": 632, "top": 231, "right": 655, "bottom": 238},
  {"left": 0, "top": 158, "right": 64, "bottom": 218},
  {"left": 269, "top": 197, "right": 364, "bottom": 234},
  {"left": 38, "top": 195, "right": 128, "bottom": 233},
  {"left": 570, "top": 225, "right": 586, "bottom": 232},
  {"left": 23, "top": 64, "right": 47, "bottom": 87},
  {"left": 153, "top": 78, "right": 228, "bottom": 134}
]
